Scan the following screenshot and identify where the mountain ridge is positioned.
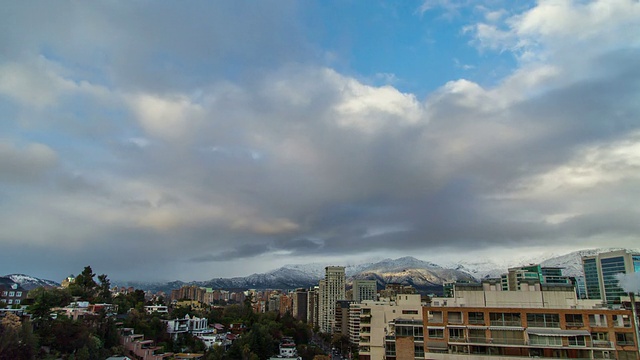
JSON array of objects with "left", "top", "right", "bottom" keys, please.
[{"left": 7, "top": 248, "right": 638, "bottom": 294}]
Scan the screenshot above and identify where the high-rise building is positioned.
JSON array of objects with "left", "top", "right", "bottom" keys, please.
[
  {"left": 500, "top": 264, "right": 572, "bottom": 291},
  {"left": 348, "top": 303, "right": 362, "bottom": 346},
  {"left": 334, "top": 300, "right": 354, "bottom": 336},
  {"left": 307, "top": 286, "right": 319, "bottom": 328},
  {"left": 318, "top": 266, "right": 346, "bottom": 333},
  {"left": 582, "top": 250, "right": 640, "bottom": 304},
  {"left": 292, "top": 288, "right": 308, "bottom": 321},
  {"left": 358, "top": 294, "right": 423, "bottom": 360},
  {"left": 352, "top": 279, "right": 377, "bottom": 303}
]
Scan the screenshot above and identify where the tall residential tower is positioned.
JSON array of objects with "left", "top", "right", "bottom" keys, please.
[{"left": 318, "top": 266, "right": 346, "bottom": 333}]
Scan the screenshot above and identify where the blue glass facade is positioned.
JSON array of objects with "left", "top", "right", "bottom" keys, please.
[
  {"left": 583, "top": 258, "right": 600, "bottom": 300},
  {"left": 600, "top": 256, "right": 626, "bottom": 304}
]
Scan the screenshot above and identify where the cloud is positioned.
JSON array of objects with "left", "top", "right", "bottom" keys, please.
[
  {"left": 0, "top": 141, "right": 57, "bottom": 183},
  {"left": 616, "top": 272, "right": 640, "bottom": 294},
  {"left": 0, "top": 1, "right": 639, "bottom": 281}
]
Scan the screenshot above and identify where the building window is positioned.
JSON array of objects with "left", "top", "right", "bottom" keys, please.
[
  {"left": 588, "top": 314, "right": 607, "bottom": 327},
  {"left": 616, "top": 333, "right": 634, "bottom": 346},
  {"left": 428, "top": 328, "right": 444, "bottom": 339},
  {"left": 591, "top": 332, "right": 609, "bottom": 341},
  {"left": 385, "top": 342, "right": 395, "bottom": 357},
  {"left": 490, "top": 330, "right": 524, "bottom": 345},
  {"left": 489, "top": 312, "right": 521, "bottom": 326},
  {"left": 448, "top": 311, "right": 463, "bottom": 324},
  {"left": 568, "top": 336, "right": 586, "bottom": 347},
  {"left": 1, "top": 291, "right": 6, "bottom": 296},
  {"left": 414, "top": 344, "right": 424, "bottom": 357},
  {"left": 7, "top": 299, "right": 13, "bottom": 304},
  {"left": 612, "top": 314, "right": 632, "bottom": 328},
  {"left": 449, "top": 328, "right": 465, "bottom": 341},
  {"left": 14, "top": 299, "right": 20, "bottom": 305},
  {"left": 402, "top": 309, "right": 418, "bottom": 315},
  {"left": 468, "top": 312, "right": 484, "bottom": 324},
  {"left": 8, "top": 292, "right": 14, "bottom": 297},
  {"left": 529, "top": 334, "right": 562, "bottom": 346},
  {"left": 428, "top": 311, "right": 443, "bottom": 323},
  {"left": 468, "top": 329, "right": 486, "bottom": 343},
  {"left": 526, "top": 313, "right": 560, "bottom": 328},
  {"left": 565, "top": 313, "right": 583, "bottom": 327}
]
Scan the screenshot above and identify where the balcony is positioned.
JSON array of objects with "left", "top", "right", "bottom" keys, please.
[
  {"left": 448, "top": 336, "right": 466, "bottom": 343},
  {"left": 489, "top": 320, "right": 521, "bottom": 327},
  {"left": 592, "top": 340, "right": 613, "bottom": 348},
  {"left": 617, "top": 341, "right": 635, "bottom": 346},
  {"left": 527, "top": 321, "right": 559, "bottom": 328},
  {"left": 491, "top": 338, "right": 526, "bottom": 346},
  {"left": 467, "top": 337, "right": 488, "bottom": 344},
  {"left": 565, "top": 322, "right": 584, "bottom": 328}
]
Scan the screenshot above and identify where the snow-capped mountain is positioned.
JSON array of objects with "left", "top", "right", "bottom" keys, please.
[
  {"left": 3, "top": 274, "right": 59, "bottom": 290},
  {"left": 539, "top": 248, "right": 637, "bottom": 277},
  {"left": 281, "top": 261, "right": 377, "bottom": 278},
  {"left": 118, "top": 248, "right": 639, "bottom": 294}
]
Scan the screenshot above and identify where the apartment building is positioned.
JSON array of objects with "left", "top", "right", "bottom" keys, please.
[
  {"left": 319, "top": 266, "right": 346, "bottom": 333},
  {"left": 165, "top": 314, "right": 211, "bottom": 339},
  {"left": 358, "top": 293, "right": 423, "bottom": 360},
  {"left": 292, "top": 288, "right": 308, "bottom": 321},
  {"left": 500, "top": 264, "right": 573, "bottom": 292},
  {"left": 353, "top": 280, "right": 378, "bottom": 303},
  {"left": 171, "top": 285, "right": 206, "bottom": 303},
  {"left": 335, "top": 300, "right": 354, "bottom": 336},
  {"left": 0, "top": 282, "right": 27, "bottom": 307},
  {"left": 307, "top": 286, "right": 319, "bottom": 327},
  {"left": 422, "top": 282, "right": 639, "bottom": 360},
  {"left": 349, "top": 303, "right": 362, "bottom": 346}
]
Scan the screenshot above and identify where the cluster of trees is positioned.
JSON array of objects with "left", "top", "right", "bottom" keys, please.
[
  {"left": 0, "top": 266, "right": 120, "bottom": 360},
  {"left": 0, "top": 265, "right": 333, "bottom": 360}
]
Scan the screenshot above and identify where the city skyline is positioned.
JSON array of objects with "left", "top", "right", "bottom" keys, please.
[{"left": 1, "top": 1, "right": 640, "bottom": 282}]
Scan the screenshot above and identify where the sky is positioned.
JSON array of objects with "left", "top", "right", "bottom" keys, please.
[{"left": 1, "top": 0, "right": 640, "bottom": 282}]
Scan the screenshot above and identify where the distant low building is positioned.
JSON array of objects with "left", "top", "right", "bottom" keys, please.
[
  {"left": 0, "top": 281, "right": 27, "bottom": 307},
  {"left": 144, "top": 305, "right": 168, "bottom": 315},
  {"left": 165, "top": 314, "right": 211, "bottom": 339},
  {"left": 269, "top": 337, "right": 302, "bottom": 360}
]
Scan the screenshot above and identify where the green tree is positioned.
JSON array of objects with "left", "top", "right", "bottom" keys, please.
[
  {"left": 70, "top": 266, "right": 98, "bottom": 301},
  {"left": 96, "top": 274, "right": 112, "bottom": 303},
  {"left": 0, "top": 312, "right": 21, "bottom": 359}
]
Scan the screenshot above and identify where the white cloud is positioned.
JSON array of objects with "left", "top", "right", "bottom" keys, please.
[
  {"left": 509, "top": 132, "right": 640, "bottom": 199},
  {"left": 470, "top": 0, "right": 640, "bottom": 64},
  {"left": 0, "top": 57, "right": 113, "bottom": 108},
  {"left": 128, "top": 93, "right": 206, "bottom": 142}
]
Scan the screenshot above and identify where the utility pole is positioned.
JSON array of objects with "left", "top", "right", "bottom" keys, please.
[{"left": 629, "top": 292, "right": 640, "bottom": 359}]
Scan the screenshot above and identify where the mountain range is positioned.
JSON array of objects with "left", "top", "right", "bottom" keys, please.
[
  {"left": 5, "top": 248, "right": 637, "bottom": 295},
  {"left": 0, "top": 274, "right": 60, "bottom": 291}
]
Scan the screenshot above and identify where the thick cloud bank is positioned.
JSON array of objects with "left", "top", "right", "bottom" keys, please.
[{"left": 1, "top": 1, "right": 640, "bottom": 280}]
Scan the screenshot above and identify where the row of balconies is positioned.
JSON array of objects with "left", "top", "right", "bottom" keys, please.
[
  {"left": 429, "top": 313, "right": 632, "bottom": 329},
  {"left": 444, "top": 336, "right": 618, "bottom": 348}
]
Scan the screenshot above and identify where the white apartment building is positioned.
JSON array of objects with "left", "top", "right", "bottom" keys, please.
[
  {"left": 319, "top": 266, "right": 346, "bottom": 333},
  {"left": 358, "top": 293, "right": 424, "bottom": 360}
]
